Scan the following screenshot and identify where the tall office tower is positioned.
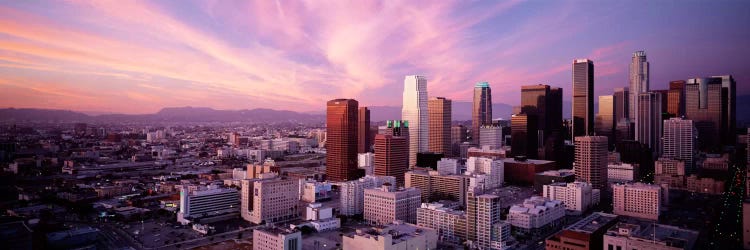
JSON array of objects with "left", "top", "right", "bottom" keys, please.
[
  {"left": 595, "top": 95, "right": 615, "bottom": 141},
  {"left": 612, "top": 183, "right": 661, "bottom": 221},
  {"left": 363, "top": 185, "right": 421, "bottom": 225},
  {"left": 636, "top": 92, "right": 663, "bottom": 156},
  {"left": 428, "top": 97, "right": 452, "bottom": 156},
  {"left": 629, "top": 51, "right": 650, "bottom": 120},
  {"left": 373, "top": 134, "right": 409, "bottom": 186},
  {"left": 685, "top": 76, "right": 735, "bottom": 150},
  {"left": 326, "top": 99, "right": 359, "bottom": 182},
  {"left": 473, "top": 82, "right": 493, "bottom": 144},
  {"left": 613, "top": 87, "right": 630, "bottom": 122},
  {"left": 572, "top": 59, "right": 594, "bottom": 137},
  {"left": 382, "top": 120, "right": 409, "bottom": 137},
  {"left": 241, "top": 178, "right": 299, "bottom": 224},
  {"left": 511, "top": 114, "right": 538, "bottom": 158},
  {"left": 574, "top": 136, "right": 608, "bottom": 190},
  {"left": 479, "top": 125, "right": 503, "bottom": 149},
  {"left": 402, "top": 75, "right": 429, "bottom": 167},
  {"left": 663, "top": 118, "right": 696, "bottom": 171},
  {"left": 358, "top": 107, "right": 371, "bottom": 153},
  {"left": 668, "top": 80, "right": 686, "bottom": 117},
  {"left": 521, "top": 84, "right": 564, "bottom": 160},
  {"left": 451, "top": 125, "right": 468, "bottom": 156}
]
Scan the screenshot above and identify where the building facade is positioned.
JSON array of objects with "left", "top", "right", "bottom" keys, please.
[
  {"left": 402, "top": 75, "right": 429, "bottom": 167},
  {"left": 574, "top": 136, "right": 609, "bottom": 190},
  {"left": 572, "top": 59, "right": 594, "bottom": 137},
  {"left": 373, "top": 134, "right": 409, "bottom": 186},
  {"left": 241, "top": 178, "right": 299, "bottom": 224},
  {"left": 363, "top": 185, "right": 422, "bottom": 225},
  {"left": 358, "top": 107, "right": 371, "bottom": 153},
  {"left": 326, "top": 99, "right": 360, "bottom": 182},
  {"left": 473, "top": 82, "right": 493, "bottom": 144},
  {"left": 428, "top": 97, "right": 452, "bottom": 156},
  {"left": 629, "top": 51, "right": 650, "bottom": 121},
  {"left": 612, "top": 183, "right": 662, "bottom": 221}
]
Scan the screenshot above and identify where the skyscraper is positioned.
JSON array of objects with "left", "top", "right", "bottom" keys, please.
[
  {"left": 428, "top": 97, "right": 451, "bottom": 156},
  {"left": 326, "top": 99, "right": 359, "bottom": 182},
  {"left": 521, "top": 84, "right": 564, "bottom": 160},
  {"left": 572, "top": 59, "right": 594, "bottom": 137},
  {"left": 373, "top": 134, "right": 409, "bottom": 186},
  {"left": 473, "top": 82, "right": 493, "bottom": 144},
  {"left": 667, "top": 80, "right": 686, "bottom": 117},
  {"left": 402, "top": 75, "right": 429, "bottom": 167},
  {"left": 595, "top": 95, "right": 614, "bottom": 142},
  {"left": 614, "top": 87, "right": 630, "bottom": 122},
  {"left": 662, "top": 118, "right": 696, "bottom": 171},
  {"left": 511, "top": 114, "right": 538, "bottom": 158},
  {"left": 358, "top": 107, "right": 371, "bottom": 153},
  {"left": 685, "top": 77, "right": 735, "bottom": 151},
  {"left": 574, "top": 136, "right": 608, "bottom": 190},
  {"left": 629, "top": 51, "right": 650, "bottom": 120},
  {"left": 636, "top": 92, "right": 663, "bottom": 156}
]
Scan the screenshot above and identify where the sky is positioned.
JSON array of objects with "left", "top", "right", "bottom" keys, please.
[{"left": 0, "top": 0, "right": 748, "bottom": 114}]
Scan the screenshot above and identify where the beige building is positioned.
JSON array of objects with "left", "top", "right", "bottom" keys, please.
[
  {"left": 574, "top": 136, "right": 609, "bottom": 190},
  {"left": 612, "top": 183, "right": 661, "bottom": 221},
  {"left": 342, "top": 221, "right": 437, "bottom": 250},
  {"left": 405, "top": 169, "right": 469, "bottom": 205},
  {"left": 364, "top": 185, "right": 421, "bottom": 225},
  {"left": 252, "top": 227, "right": 301, "bottom": 250},
  {"left": 241, "top": 178, "right": 299, "bottom": 224},
  {"left": 338, "top": 175, "right": 397, "bottom": 216},
  {"left": 416, "top": 203, "right": 467, "bottom": 246}
]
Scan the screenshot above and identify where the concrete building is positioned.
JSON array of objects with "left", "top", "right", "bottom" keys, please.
[
  {"left": 416, "top": 202, "right": 467, "bottom": 246},
  {"left": 662, "top": 118, "right": 696, "bottom": 171},
  {"left": 253, "top": 227, "right": 302, "bottom": 250},
  {"left": 534, "top": 169, "right": 576, "bottom": 194},
  {"left": 685, "top": 175, "right": 724, "bottom": 195},
  {"left": 342, "top": 221, "right": 438, "bottom": 250},
  {"left": 402, "top": 75, "right": 429, "bottom": 167},
  {"left": 465, "top": 157, "right": 504, "bottom": 190},
  {"left": 405, "top": 169, "right": 469, "bottom": 205},
  {"left": 364, "top": 185, "right": 421, "bottom": 225},
  {"left": 373, "top": 134, "right": 409, "bottom": 186},
  {"left": 338, "top": 175, "right": 396, "bottom": 216},
  {"left": 479, "top": 125, "right": 503, "bottom": 150},
  {"left": 612, "top": 183, "right": 661, "bottom": 221},
  {"left": 545, "top": 212, "right": 619, "bottom": 250},
  {"left": 542, "top": 182, "right": 600, "bottom": 215},
  {"left": 473, "top": 82, "right": 493, "bottom": 144},
  {"left": 300, "top": 180, "right": 332, "bottom": 203},
  {"left": 358, "top": 153, "right": 374, "bottom": 175},
  {"left": 502, "top": 157, "right": 556, "bottom": 186},
  {"left": 629, "top": 51, "right": 650, "bottom": 124},
  {"left": 607, "top": 162, "right": 636, "bottom": 183},
  {"left": 241, "top": 178, "right": 299, "bottom": 224},
  {"left": 603, "top": 220, "right": 698, "bottom": 250},
  {"left": 177, "top": 185, "right": 239, "bottom": 225},
  {"left": 428, "top": 97, "right": 452, "bottom": 156},
  {"left": 575, "top": 136, "right": 609, "bottom": 190},
  {"left": 507, "top": 196, "right": 565, "bottom": 233},
  {"left": 436, "top": 158, "right": 460, "bottom": 175}
]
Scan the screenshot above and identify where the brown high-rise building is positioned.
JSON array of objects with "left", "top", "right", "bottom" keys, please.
[
  {"left": 473, "top": 82, "right": 492, "bottom": 144},
  {"left": 428, "top": 97, "right": 451, "bottom": 156},
  {"left": 326, "top": 99, "right": 359, "bottom": 182},
  {"left": 668, "top": 80, "right": 686, "bottom": 117},
  {"left": 572, "top": 59, "right": 594, "bottom": 137},
  {"left": 373, "top": 134, "right": 409, "bottom": 186},
  {"left": 686, "top": 76, "right": 736, "bottom": 149},
  {"left": 358, "top": 107, "right": 371, "bottom": 153},
  {"left": 574, "top": 136, "right": 608, "bottom": 190},
  {"left": 451, "top": 125, "right": 468, "bottom": 156},
  {"left": 511, "top": 114, "right": 538, "bottom": 158},
  {"left": 613, "top": 87, "right": 630, "bottom": 122}
]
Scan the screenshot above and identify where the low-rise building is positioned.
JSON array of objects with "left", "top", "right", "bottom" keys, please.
[
  {"left": 542, "top": 182, "right": 600, "bottom": 215},
  {"left": 507, "top": 196, "right": 564, "bottom": 234},
  {"left": 342, "top": 221, "right": 438, "bottom": 250},
  {"left": 534, "top": 169, "right": 576, "bottom": 193},
  {"left": 416, "top": 202, "right": 467, "bottom": 246},
  {"left": 364, "top": 184, "right": 421, "bottom": 225},
  {"left": 405, "top": 169, "right": 469, "bottom": 204},
  {"left": 612, "top": 183, "right": 662, "bottom": 221},
  {"left": 607, "top": 162, "right": 636, "bottom": 183},
  {"left": 252, "top": 227, "right": 302, "bottom": 250},
  {"left": 502, "top": 157, "right": 556, "bottom": 186},
  {"left": 545, "top": 212, "right": 619, "bottom": 250},
  {"left": 177, "top": 184, "right": 240, "bottom": 225},
  {"left": 603, "top": 220, "right": 698, "bottom": 250},
  {"left": 338, "top": 175, "right": 397, "bottom": 216}
]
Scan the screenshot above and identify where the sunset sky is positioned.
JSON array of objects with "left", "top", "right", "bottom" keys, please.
[{"left": 0, "top": 0, "right": 748, "bottom": 114}]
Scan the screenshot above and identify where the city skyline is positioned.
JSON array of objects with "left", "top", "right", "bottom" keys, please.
[{"left": 0, "top": 1, "right": 748, "bottom": 114}]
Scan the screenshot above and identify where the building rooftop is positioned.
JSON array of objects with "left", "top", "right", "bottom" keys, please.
[
  {"left": 537, "top": 169, "right": 575, "bottom": 177},
  {"left": 255, "top": 226, "right": 299, "bottom": 236},
  {"left": 475, "top": 82, "right": 490, "bottom": 88},
  {"left": 46, "top": 227, "right": 99, "bottom": 242},
  {"left": 348, "top": 221, "right": 432, "bottom": 245},
  {"left": 567, "top": 212, "right": 618, "bottom": 233},
  {"left": 612, "top": 182, "right": 662, "bottom": 191},
  {"left": 605, "top": 219, "right": 698, "bottom": 249},
  {"left": 502, "top": 157, "right": 555, "bottom": 165}
]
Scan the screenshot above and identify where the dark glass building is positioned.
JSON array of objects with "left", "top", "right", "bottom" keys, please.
[
  {"left": 572, "top": 59, "right": 594, "bottom": 137},
  {"left": 520, "top": 84, "right": 564, "bottom": 160},
  {"left": 373, "top": 134, "right": 409, "bottom": 186},
  {"left": 472, "top": 82, "right": 493, "bottom": 144},
  {"left": 358, "top": 107, "right": 371, "bottom": 153},
  {"left": 326, "top": 99, "right": 360, "bottom": 182},
  {"left": 511, "top": 114, "right": 538, "bottom": 158}
]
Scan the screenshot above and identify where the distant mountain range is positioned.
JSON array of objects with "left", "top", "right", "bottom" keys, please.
[
  {"left": 0, "top": 107, "right": 325, "bottom": 123},
  {"left": 2, "top": 95, "right": 747, "bottom": 124}
]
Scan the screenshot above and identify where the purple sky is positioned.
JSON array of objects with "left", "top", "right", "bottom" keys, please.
[{"left": 0, "top": 0, "right": 748, "bottom": 113}]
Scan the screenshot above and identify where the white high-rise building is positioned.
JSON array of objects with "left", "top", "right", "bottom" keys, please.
[
  {"left": 542, "top": 182, "right": 600, "bottom": 215},
  {"left": 629, "top": 51, "right": 650, "bottom": 120},
  {"left": 402, "top": 75, "right": 429, "bottom": 167},
  {"left": 338, "top": 175, "right": 397, "bottom": 216},
  {"left": 465, "top": 157, "right": 504, "bottom": 190},
  {"left": 612, "top": 182, "right": 662, "bottom": 221},
  {"left": 662, "top": 118, "right": 697, "bottom": 171},
  {"left": 358, "top": 153, "right": 375, "bottom": 175},
  {"left": 479, "top": 125, "right": 503, "bottom": 149}
]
